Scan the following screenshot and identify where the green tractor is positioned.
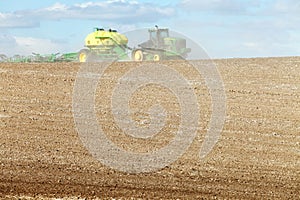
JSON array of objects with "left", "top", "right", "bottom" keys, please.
[{"left": 132, "top": 26, "right": 191, "bottom": 61}]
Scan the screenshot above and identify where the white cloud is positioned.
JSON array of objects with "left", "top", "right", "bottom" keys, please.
[
  {"left": 0, "top": 34, "right": 67, "bottom": 56},
  {"left": 0, "top": 13, "right": 39, "bottom": 28},
  {"left": 273, "top": 0, "right": 300, "bottom": 14},
  {"left": 176, "top": 0, "right": 300, "bottom": 58},
  {"left": 243, "top": 42, "right": 259, "bottom": 48},
  {"left": 180, "top": 0, "right": 260, "bottom": 14},
  {"left": 45, "top": 3, "right": 68, "bottom": 11},
  {"left": 0, "top": 0, "right": 176, "bottom": 29},
  {"left": 14, "top": 37, "right": 62, "bottom": 54}
]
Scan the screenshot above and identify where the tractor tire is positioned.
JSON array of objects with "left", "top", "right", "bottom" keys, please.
[
  {"left": 78, "top": 49, "right": 90, "bottom": 62},
  {"left": 132, "top": 49, "right": 144, "bottom": 61},
  {"left": 153, "top": 54, "right": 161, "bottom": 61}
]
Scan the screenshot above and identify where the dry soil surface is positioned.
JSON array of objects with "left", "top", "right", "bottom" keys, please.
[{"left": 0, "top": 57, "right": 299, "bottom": 199}]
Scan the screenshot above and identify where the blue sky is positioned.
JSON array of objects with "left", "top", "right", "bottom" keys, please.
[{"left": 0, "top": 0, "right": 299, "bottom": 58}]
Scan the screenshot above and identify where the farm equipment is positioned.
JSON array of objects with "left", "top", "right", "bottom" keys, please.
[
  {"left": 131, "top": 26, "right": 191, "bottom": 61},
  {"left": 78, "top": 28, "right": 130, "bottom": 62},
  {"left": 31, "top": 53, "right": 59, "bottom": 62},
  {"left": 0, "top": 52, "right": 79, "bottom": 63},
  {"left": 0, "top": 26, "right": 191, "bottom": 63},
  {"left": 78, "top": 26, "right": 191, "bottom": 62},
  {"left": 0, "top": 54, "right": 8, "bottom": 62},
  {"left": 5, "top": 54, "right": 32, "bottom": 63},
  {"left": 56, "top": 52, "right": 78, "bottom": 62}
]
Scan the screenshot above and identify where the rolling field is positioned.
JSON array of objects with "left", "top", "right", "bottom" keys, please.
[{"left": 0, "top": 57, "right": 299, "bottom": 199}]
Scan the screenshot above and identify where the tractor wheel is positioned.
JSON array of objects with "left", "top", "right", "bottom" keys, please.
[
  {"left": 153, "top": 54, "right": 160, "bottom": 61},
  {"left": 132, "top": 49, "right": 144, "bottom": 61},
  {"left": 78, "top": 49, "right": 90, "bottom": 62}
]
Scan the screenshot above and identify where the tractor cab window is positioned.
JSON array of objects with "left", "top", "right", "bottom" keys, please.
[
  {"left": 159, "top": 30, "right": 169, "bottom": 39},
  {"left": 149, "top": 30, "right": 169, "bottom": 41},
  {"left": 150, "top": 31, "right": 157, "bottom": 41}
]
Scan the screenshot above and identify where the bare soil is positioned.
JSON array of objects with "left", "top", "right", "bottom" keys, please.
[{"left": 0, "top": 57, "right": 299, "bottom": 199}]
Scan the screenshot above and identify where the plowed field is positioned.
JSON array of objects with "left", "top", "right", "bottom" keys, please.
[{"left": 0, "top": 57, "right": 299, "bottom": 199}]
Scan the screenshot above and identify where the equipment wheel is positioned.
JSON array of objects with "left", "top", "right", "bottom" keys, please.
[
  {"left": 153, "top": 54, "right": 160, "bottom": 61},
  {"left": 132, "top": 49, "right": 144, "bottom": 61},
  {"left": 78, "top": 49, "right": 90, "bottom": 62}
]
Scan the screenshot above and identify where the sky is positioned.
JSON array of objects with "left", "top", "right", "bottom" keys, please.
[{"left": 0, "top": 0, "right": 299, "bottom": 58}]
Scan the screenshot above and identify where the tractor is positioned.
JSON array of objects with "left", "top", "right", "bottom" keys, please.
[
  {"left": 78, "top": 28, "right": 129, "bottom": 62},
  {"left": 132, "top": 26, "right": 191, "bottom": 61}
]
